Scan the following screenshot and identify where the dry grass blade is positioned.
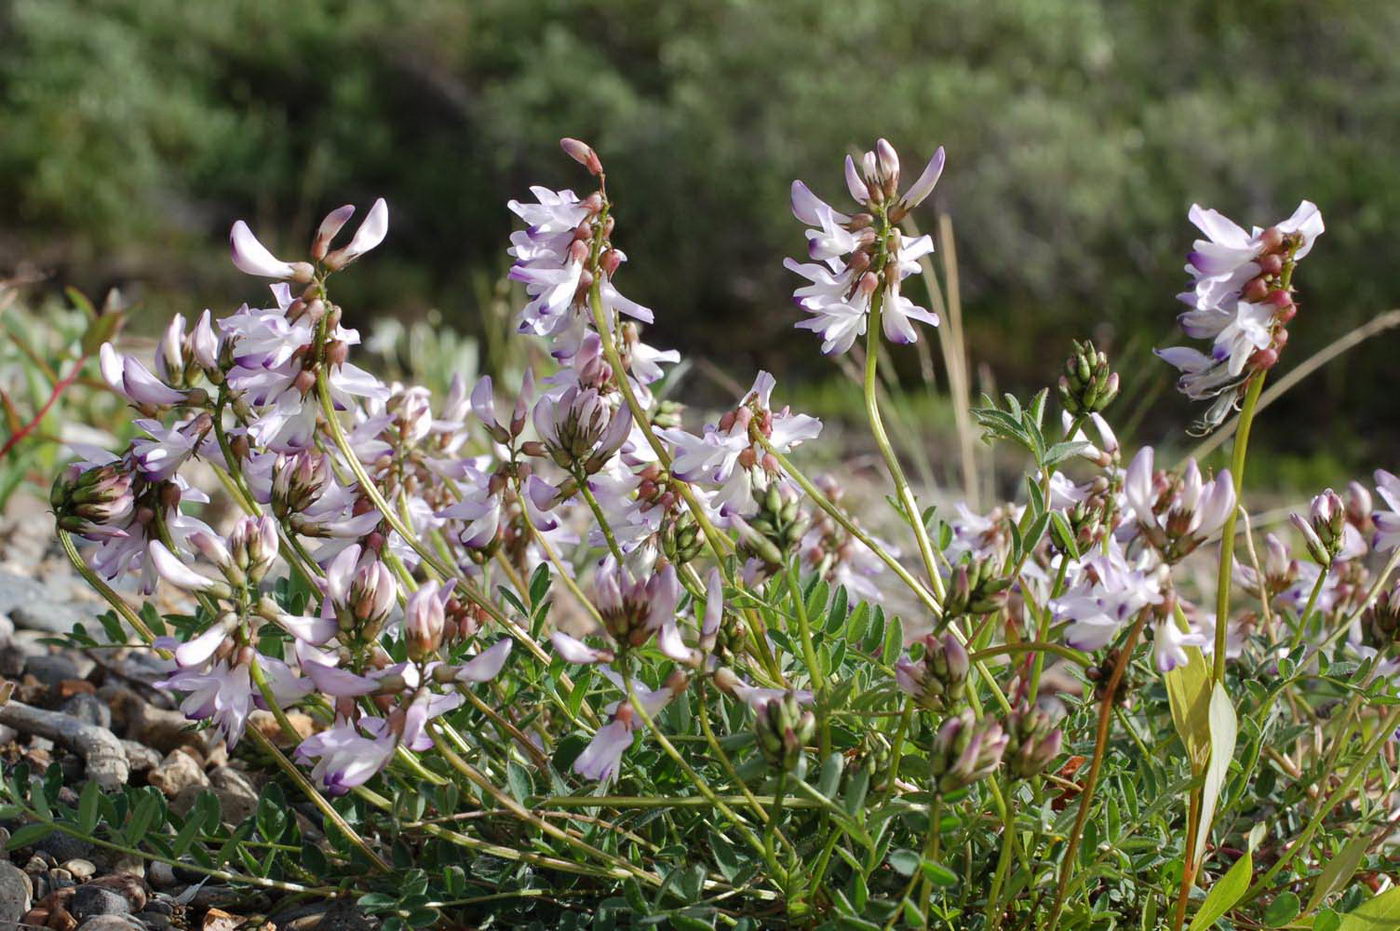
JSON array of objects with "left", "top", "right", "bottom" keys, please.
[{"left": 1186, "top": 308, "right": 1400, "bottom": 463}]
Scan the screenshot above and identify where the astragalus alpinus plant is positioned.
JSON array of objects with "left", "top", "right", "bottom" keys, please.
[{"left": 28, "top": 136, "right": 1400, "bottom": 930}]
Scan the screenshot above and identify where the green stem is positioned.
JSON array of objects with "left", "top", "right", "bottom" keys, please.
[
  {"left": 1213, "top": 372, "right": 1266, "bottom": 682},
  {"left": 57, "top": 530, "right": 161, "bottom": 647},
  {"left": 764, "top": 770, "right": 786, "bottom": 869},
  {"left": 427, "top": 721, "right": 663, "bottom": 887},
  {"left": 584, "top": 274, "right": 732, "bottom": 562},
  {"left": 576, "top": 476, "right": 625, "bottom": 563},
  {"left": 10, "top": 804, "right": 344, "bottom": 897},
  {"left": 754, "top": 433, "right": 940, "bottom": 615},
  {"left": 864, "top": 289, "right": 946, "bottom": 605},
  {"left": 1239, "top": 705, "right": 1400, "bottom": 908},
  {"left": 985, "top": 786, "right": 1017, "bottom": 929},
  {"left": 1289, "top": 560, "right": 1331, "bottom": 651},
  {"left": 785, "top": 557, "right": 829, "bottom": 756}
]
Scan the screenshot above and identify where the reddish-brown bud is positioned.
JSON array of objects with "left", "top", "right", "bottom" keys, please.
[
  {"left": 1243, "top": 278, "right": 1270, "bottom": 302},
  {"left": 1258, "top": 254, "right": 1283, "bottom": 276},
  {"left": 1250, "top": 348, "right": 1279, "bottom": 371},
  {"left": 1258, "top": 227, "right": 1285, "bottom": 252}
]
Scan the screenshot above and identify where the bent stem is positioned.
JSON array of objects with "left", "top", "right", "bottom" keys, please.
[
  {"left": 247, "top": 656, "right": 394, "bottom": 872},
  {"left": 621, "top": 671, "right": 789, "bottom": 889},
  {"left": 427, "top": 720, "right": 664, "bottom": 887},
  {"left": 1045, "top": 610, "right": 1149, "bottom": 931},
  {"left": 584, "top": 278, "right": 731, "bottom": 562}
]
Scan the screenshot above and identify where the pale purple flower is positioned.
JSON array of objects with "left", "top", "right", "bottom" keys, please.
[
  {"left": 1052, "top": 546, "right": 1164, "bottom": 651},
  {"left": 572, "top": 673, "right": 681, "bottom": 783},
  {"left": 230, "top": 220, "right": 311, "bottom": 281},
  {"left": 1182, "top": 201, "right": 1324, "bottom": 311},
  {"left": 787, "top": 141, "right": 943, "bottom": 354},
  {"left": 324, "top": 199, "right": 389, "bottom": 269},
  {"left": 1372, "top": 470, "right": 1400, "bottom": 552},
  {"left": 1153, "top": 619, "right": 1208, "bottom": 672},
  {"left": 455, "top": 639, "right": 514, "bottom": 683},
  {"left": 99, "top": 343, "right": 187, "bottom": 407},
  {"left": 1123, "top": 447, "right": 1234, "bottom": 554},
  {"left": 405, "top": 579, "right": 453, "bottom": 659},
  {"left": 295, "top": 718, "right": 397, "bottom": 795}
]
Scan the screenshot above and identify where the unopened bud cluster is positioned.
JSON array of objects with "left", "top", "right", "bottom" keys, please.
[
  {"left": 754, "top": 691, "right": 817, "bottom": 772},
  {"left": 929, "top": 710, "right": 1008, "bottom": 796},
  {"left": 1057, "top": 340, "right": 1119, "bottom": 416}
]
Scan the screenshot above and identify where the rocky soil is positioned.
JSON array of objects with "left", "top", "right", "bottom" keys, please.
[{"left": 0, "top": 493, "right": 374, "bottom": 931}]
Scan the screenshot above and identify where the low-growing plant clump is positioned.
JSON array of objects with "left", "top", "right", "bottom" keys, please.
[{"left": 17, "top": 137, "right": 1400, "bottom": 929}]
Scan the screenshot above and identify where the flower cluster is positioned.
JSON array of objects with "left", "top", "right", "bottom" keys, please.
[
  {"left": 47, "top": 135, "right": 1400, "bottom": 930},
  {"left": 786, "top": 140, "right": 944, "bottom": 354},
  {"left": 1158, "top": 201, "right": 1323, "bottom": 432}
]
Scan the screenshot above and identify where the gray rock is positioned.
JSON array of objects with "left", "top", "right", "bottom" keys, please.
[
  {"left": 145, "top": 863, "right": 176, "bottom": 890},
  {"left": 71, "top": 884, "right": 130, "bottom": 919},
  {"left": 23, "top": 653, "right": 79, "bottom": 688},
  {"left": 128, "top": 703, "right": 214, "bottom": 756},
  {"left": 35, "top": 830, "right": 91, "bottom": 863},
  {"left": 138, "top": 914, "right": 173, "bottom": 930},
  {"left": 120, "top": 741, "right": 161, "bottom": 774},
  {"left": 60, "top": 694, "right": 112, "bottom": 730},
  {"left": 207, "top": 766, "right": 259, "bottom": 824},
  {"left": 0, "top": 571, "right": 46, "bottom": 617},
  {"left": 61, "top": 859, "right": 96, "bottom": 881},
  {"left": 0, "top": 861, "right": 31, "bottom": 927},
  {"left": 0, "top": 644, "right": 25, "bottom": 678},
  {"left": 0, "top": 567, "right": 90, "bottom": 635},
  {"left": 76, "top": 918, "right": 142, "bottom": 931}
]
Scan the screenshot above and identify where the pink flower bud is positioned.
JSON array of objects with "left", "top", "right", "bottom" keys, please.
[
  {"left": 312, "top": 204, "right": 355, "bottom": 261},
  {"left": 560, "top": 138, "right": 603, "bottom": 175}
]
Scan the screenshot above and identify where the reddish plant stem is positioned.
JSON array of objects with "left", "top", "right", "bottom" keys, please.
[{"left": 0, "top": 354, "right": 89, "bottom": 459}]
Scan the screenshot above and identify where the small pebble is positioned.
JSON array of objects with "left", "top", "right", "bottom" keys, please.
[
  {"left": 61, "top": 859, "right": 96, "bottom": 881},
  {"left": 148, "top": 749, "right": 208, "bottom": 798},
  {"left": 70, "top": 884, "right": 130, "bottom": 919}
]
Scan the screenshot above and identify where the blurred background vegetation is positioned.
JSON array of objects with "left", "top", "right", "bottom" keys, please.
[{"left": 2, "top": 0, "right": 1398, "bottom": 493}]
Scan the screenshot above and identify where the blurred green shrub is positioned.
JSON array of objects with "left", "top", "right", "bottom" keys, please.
[{"left": 1, "top": 0, "right": 1397, "bottom": 464}]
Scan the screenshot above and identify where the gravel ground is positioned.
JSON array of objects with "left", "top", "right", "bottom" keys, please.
[{"left": 0, "top": 492, "right": 374, "bottom": 931}]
